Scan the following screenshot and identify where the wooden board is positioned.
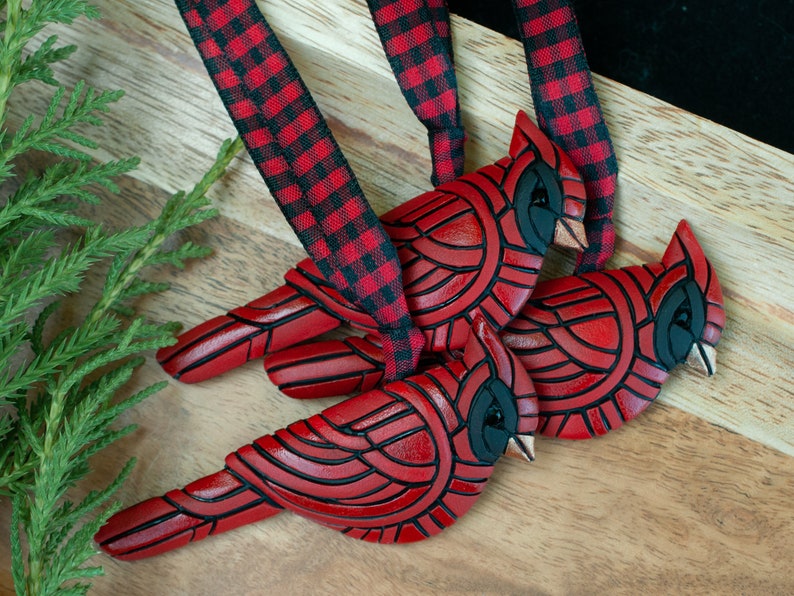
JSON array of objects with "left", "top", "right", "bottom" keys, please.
[{"left": 0, "top": 0, "right": 792, "bottom": 593}]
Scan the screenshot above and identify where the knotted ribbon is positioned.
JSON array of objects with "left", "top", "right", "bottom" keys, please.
[
  {"left": 176, "top": 0, "right": 425, "bottom": 380},
  {"left": 367, "top": 0, "right": 618, "bottom": 271}
]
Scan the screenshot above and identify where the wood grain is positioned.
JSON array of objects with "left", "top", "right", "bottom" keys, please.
[{"left": 1, "top": 0, "right": 792, "bottom": 593}]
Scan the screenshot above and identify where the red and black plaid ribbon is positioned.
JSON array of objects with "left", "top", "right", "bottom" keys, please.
[
  {"left": 513, "top": 0, "right": 617, "bottom": 272},
  {"left": 368, "top": 0, "right": 618, "bottom": 271},
  {"left": 175, "top": 0, "right": 425, "bottom": 380},
  {"left": 366, "top": 0, "right": 466, "bottom": 186}
]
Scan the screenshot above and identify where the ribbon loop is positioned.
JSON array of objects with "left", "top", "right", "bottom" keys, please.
[
  {"left": 177, "top": 0, "right": 423, "bottom": 379},
  {"left": 427, "top": 126, "right": 466, "bottom": 186},
  {"left": 370, "top": 0, "right": 618, "bottom": 271},
  {"left": 367, "top": 0, "right": 465, "bottom": 185},
  {"left": 512, "top": 0, "right": 618, "bottom": 271}
]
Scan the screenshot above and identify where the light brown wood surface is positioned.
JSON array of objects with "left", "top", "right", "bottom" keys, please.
[{"left": 1, "top": 0, "right": 792, "bottom": 593}]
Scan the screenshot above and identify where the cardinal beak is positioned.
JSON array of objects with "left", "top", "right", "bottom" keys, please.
[
  {"left": 505, "top": 434, "right": 535, "bottom": 462},
  {"left": 686, "top": 343, "right": 717, "bottom": 376},
  {"left": 554, "top": 218, "right": 588, "bottom": 252}
]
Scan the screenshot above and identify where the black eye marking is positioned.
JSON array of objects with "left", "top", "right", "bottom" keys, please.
[
  {"left": 485, "top": 402, "right": 505, "bottom": 429},
  {"left": 653, "top": 279, "right": 707, "bottom": 371},
  {"left": 468, "top": 379, "right": 518, "bottom": 463},
  {"left": 514, "top": 161, "right": 563, "bottom": 254}
]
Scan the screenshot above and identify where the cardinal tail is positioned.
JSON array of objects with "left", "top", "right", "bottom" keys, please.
[
  {"left": 265, "top": 335, "right": 389, "bottom": 398},
  {"left": 156, "top": 283, "right": 342, "bottom": 383},
  {"left": 95, "top": 468, "right": 283, "bottom": 561}
]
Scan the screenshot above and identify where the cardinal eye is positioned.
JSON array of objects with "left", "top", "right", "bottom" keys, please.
[
  {"left": 653, "top": 280, "right": 707, "bottom": 371},
  {"left": 485, "top": 402, "right": 505, "bottom": 429},
  {"left": 673, "top": 303, "right": 692, "bottom": 330},
  {"left": 514, "top": 162, "right": 563, "bottom": 253},
  {"left": 531, "top": 187, "right": 549, "bottom": 207},
  {"left": 469, "top": 379, "right": 519, "bottom": 463}
]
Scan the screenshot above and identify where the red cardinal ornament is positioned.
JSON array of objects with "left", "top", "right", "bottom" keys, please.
[
  {"left": 95, "top": 318, "right": 539, "bottom": 561},
  {"left": 506, "top": 219, "right": 724, "bottom": 438},
  {"left": 156, "top": 111, "right": 587, "bottom": 384},
  {"left": 265, "top": 220, "right": 725, "bottom": 440}
]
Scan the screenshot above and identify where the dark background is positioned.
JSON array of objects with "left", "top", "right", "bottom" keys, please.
[{"left": 448, "top": 1, "right": 793, "bottom": 153}]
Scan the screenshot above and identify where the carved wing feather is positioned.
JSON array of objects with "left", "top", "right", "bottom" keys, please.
[{"left": 227, "top": 388, "right": 444, "bottom": 528}]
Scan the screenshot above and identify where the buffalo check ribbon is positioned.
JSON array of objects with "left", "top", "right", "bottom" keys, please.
[
  {"left": 368, "top": 0, "right": 618, "bottom": 271},
  {"left": 366, "top": 0, "right": 465, "bottom": 187},
  {"left": 513, "top": 0, "right": 618, "bottom": 271},
  {"left": 175, "top": 0, "right": 425, "bottom": 380}
]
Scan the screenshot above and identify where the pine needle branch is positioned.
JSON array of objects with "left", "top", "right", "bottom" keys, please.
[
  {"left": 2, "top": 134, "right": 241, "bottom": 593},
  {"left": 1, "top": 82, "right": 125, "bottom": 167},
  {"left": 0, "top": 157, "right": 140, "bottom": 237},
  {"left": 1, "top": 3, "right": 245, "bottom": 592},
  {"left": 0, "top": 0, "right": 100, "bottom": 128}
]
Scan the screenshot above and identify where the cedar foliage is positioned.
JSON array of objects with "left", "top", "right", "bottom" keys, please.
[{"left": 0, "top": 2, "right": 243, "bottom": 592}]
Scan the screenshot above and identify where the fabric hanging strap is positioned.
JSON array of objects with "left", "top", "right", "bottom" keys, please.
[
  {"left": 366, "top": 0, "right": 466, "bottom": 186},
  {"left": 513, "top": 0, "right": 618, "bottom": 272},
  {"left": 175, "top": 0, "right": 425, "bottom": 380},
  {"left": 368, "top": 0, "right": 618, "bottom": 272}
]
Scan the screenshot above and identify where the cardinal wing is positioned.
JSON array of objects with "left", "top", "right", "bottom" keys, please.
[{"left": 227, "top": 387, "right": 445, "bottom": 533}]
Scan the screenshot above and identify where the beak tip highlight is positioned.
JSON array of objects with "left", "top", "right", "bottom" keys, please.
[
  {"left": 506, "top": 435, "right": 536, "bottom": 462},
  {"left": 686, "top": 343, "right": 717, "bottom": 376},
  {"left": 554, "top": 219, "right": 588, "bottom": 252}
]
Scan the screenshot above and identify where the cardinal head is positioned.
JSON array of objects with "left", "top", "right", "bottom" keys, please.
[
  {"left": 503, "top": 110, "right": 588, "bottom": 254},
  {"left": 461, "top": 316, "right": 539, "bottom": 462},
  {"left": 647, "top": 220, "right": 725, "bottom": 376}
]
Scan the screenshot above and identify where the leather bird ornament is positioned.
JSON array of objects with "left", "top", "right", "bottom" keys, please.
[
  {"left": 156, "top": 111, "right": 588, "bottom": 384},
  {"left": 265, "top": 220, "right": 725, "bottom": 440},
  {"left": 96, "top": 318, "right": 538, "bottom": 560}
]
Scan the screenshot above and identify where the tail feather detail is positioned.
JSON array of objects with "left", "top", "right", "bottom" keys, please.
[
  {"left": 156, "top": 285, "right": 342, "bottom": 383},
  {"left": 265, "top": 335, "right": 389, "bottom": 398},
  {"left": 95, "top": 469, "right": 283, "bottom": 561}
]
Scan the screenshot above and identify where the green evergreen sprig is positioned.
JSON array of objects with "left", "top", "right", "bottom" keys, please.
[{"left": 0, "top": 1, "right": 246, "bottom": 593}]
